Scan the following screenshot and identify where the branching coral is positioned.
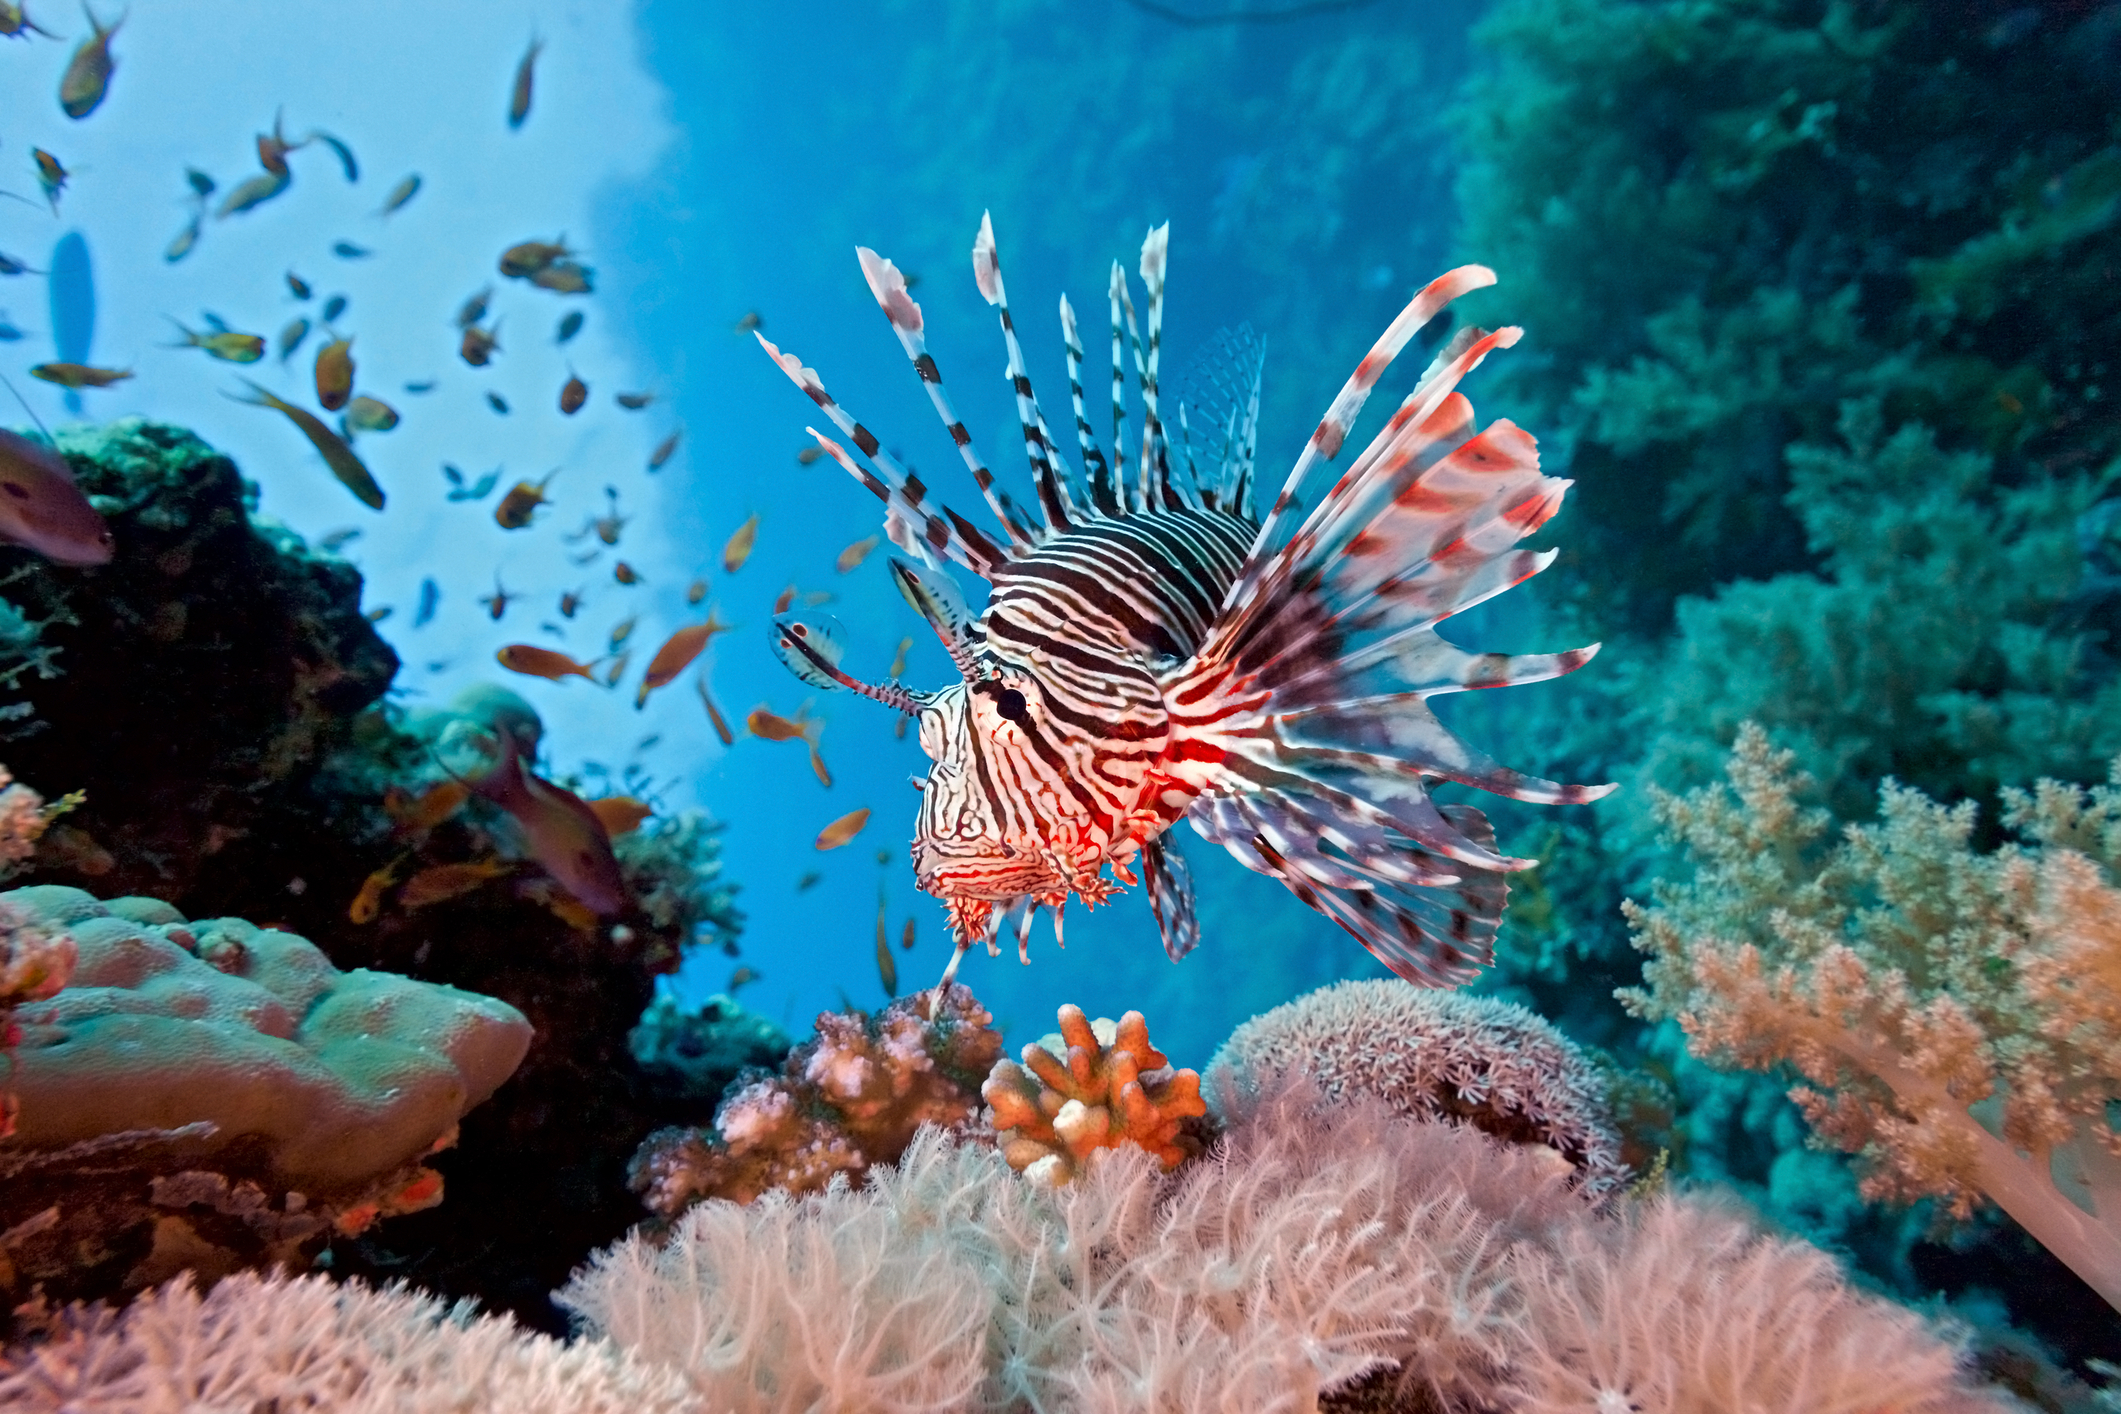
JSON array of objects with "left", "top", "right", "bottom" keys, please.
[
  {"left": 983, "top": 1004, "right": 1207, "bottom": 1185},
  {"left": 566, "top": 1073, "right": 2002, "bottom": 1414},
  {"left": 0, "top": 1270, "right": 695, "bottom": 1413},
  {"left": 1208, "top": 979, "right": 1629, "bottom": 1201},
  {"left": 628, "top": 982, "right": 1002, "bottom": 1215},
  {"left": 1625, "top": 722, "right": 2121, "bottom": 1309}
]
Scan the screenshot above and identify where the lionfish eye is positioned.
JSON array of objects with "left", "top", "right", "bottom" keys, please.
[
  {"left": 1, "top": 481, "right": 29, "bottom": 501},
  {"left": 995, "top": 688, "right": 1028, "bottom": 722}
]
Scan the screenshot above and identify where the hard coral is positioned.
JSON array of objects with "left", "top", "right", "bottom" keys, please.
[
  {"left": 1209, "top": 979, "right": 1629, "bottom": 1200},
  {"left": 629, "top": 981, "right": 1001, "bottom": 1216},
  {"left": 0, "top": 885, "right": 530, "bottom": 1310},
  {"left": 983, "top": 1004, "right": 1206, "bottom": 1185}
]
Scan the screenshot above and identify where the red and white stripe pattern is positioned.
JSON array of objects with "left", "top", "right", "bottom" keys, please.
[{"left": 759, "top": 217, "right": 1608, "bottom": 986}]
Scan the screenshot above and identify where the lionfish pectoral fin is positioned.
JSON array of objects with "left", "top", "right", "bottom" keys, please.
[
  {"left": 1141, "top": 833, "right": 1199, "bottom": 962},
  {"left": 771, "top": 614, "right": 927, "bottom": 714},
  {"left": 889, "top": 557, "right": 981, "bottom": 681}
]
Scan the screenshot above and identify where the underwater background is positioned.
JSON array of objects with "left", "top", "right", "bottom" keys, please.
[{"left": 2, "top": 0, "right": 2120, "bottom": 1404}]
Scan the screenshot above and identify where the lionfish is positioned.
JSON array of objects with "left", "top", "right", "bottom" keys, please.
[{"left": 761, "top": 214, "right": 1611, "bottom": 991}]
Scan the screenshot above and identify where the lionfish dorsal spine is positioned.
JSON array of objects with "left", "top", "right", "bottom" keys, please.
[
  {"left": 854, "top": 244, "right": 1043, "bottom": 552},
  {"left": 1057, "top": 293, "right": 1120, "bottom": 514},
  {"left": 757, "top": 331, "right": 1009, "bottom": 579},
  {"left": 971, "top": 212, "right": 1087, "bottom": 535},
  {"left": 1224, "top": 264, "right": 1499, "bottom": 621},
  {"left": 1107, "top": 261, "right": 1136, "bottom": 513}
]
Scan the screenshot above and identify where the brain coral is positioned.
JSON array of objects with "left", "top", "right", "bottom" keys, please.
[
  {"left": 0, "top": 885, "right": 531, "bottom": 1306},
  {"left": 1208, "top": 979, "right": 1628, "bottom": 1200}
]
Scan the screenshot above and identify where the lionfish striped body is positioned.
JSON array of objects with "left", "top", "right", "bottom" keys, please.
[{"left": 762, "top": 214, "right": 1611, "bottom": 989}]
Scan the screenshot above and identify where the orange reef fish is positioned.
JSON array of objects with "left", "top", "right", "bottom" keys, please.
[
  {"left": 901, "top": 917, "right": 917, "bottom": 951},
  {"left": 613, "top": 560, "right": 641, "bottom": 585},
  {"left": 456, "top": 287, "right": 492, "bottom": 328},
  {"left": 493, "top": 471, "right": 556, "bottom": 529},
  {"left": 530, "top": 261, "right": 593, "bottom": 295},
  {"left": 587, "top": 796, "right": 652, "bottom": 837},
  {"left": 30, "top": 362, "right": 129, "bottom": 388},
  {"left": 559, "top": 588, "right": 584, "bottom": 618},
  {"left": 32, "top": 148, "right": 68, "bottom": 212},
  {"left": 796, "top": 445, "right": 824, "bottom": 465},
  {"left": 58, "top": 3, "right": 119, "bottom": 118},
  {"left": 348, "top": 857, "right": 403, "bottom": 924},
  {"left": 648, "top": 428, "right": 681, "bottom": 470},
  {"left": 399, "top": 858, "right": 510, "bottom": 910},
  {"left": 469, "top": 727, "right": 625, "bottom": 915},
  {"left": 313, "top": 335, "right": 354, "bottom": 410},
  {"left": 499, "top": 237, "right": 571, "bottom": 279},
  {"left": 733, "top": 311, "right": 762, "bottom": 334},
  {"left": 748, "top": 703, "right": 830, "bottom": 786},
  {"left": 875, "top": 894, "right": 897, "bottom": 997},
  {"left": 759, "top": 219, "right": 1611, "bottom": 984},
  {"left": 168, "top": 319, "right": 265, "bottom": 363},
  {"left": 0, "top": 429, "right": 113, "bottom": 565},
  {"left": 685, "top": 577, "right": 707, "bottom": 605},
  {"left": 814, "top": 807, "right": 869, "bottom": 851},
  {"left": 276, "top": 317, "right": 310, "bottom": 362},
  {"left": 887, "top": 636, "right": 912, "bottom": 679},
  {"left": 634, "top": 610, "right": 733, "bottom": 707},
  {"left": 602, "top": 650, "right": 631, "bottom": 686},
  {"left": 460, "top": 322, "right": 500, "bottom": 366},
  {"left": 496, "top": 644, "right": 597, "bottom": 682},
  {"left": 773, "top": 584, "right": 795, "bottom": 614},
  {"left": 695, "top": 677, "right": 734, "bottom": 745},
  {"left": 479, "top": 576, "right": 518, "bottom": 620},
  {"left": 377, "top": 172, "right": 421, "bottom": 217},
  {"left": 384, "top": 779, "right": 470, "bottom": 833},
  {"left": 226, "top": 379, "right": 384, "bottom": 510},
  {"left": 343, "top": 395, "right": 399, "bottom": 434},
  {"left": 508, "top": 36, "right": 541, "bottom": 129},
  {"left": 607, "top": 614, "right": 637, "bottom": 651},
  {"left": 722, "top": 513, "right": 759, "bottom": 573},
  {"left": 835, "top": 534, "right": 879, "bottom": 574},
  {"left": 559, "top": 372, "right": 587, "bottom": 415},
  {"left": 0, "top": 4, "right": 58, "bottom": 39},
  {"left": 727, "top": 964, "right": 761, "bottom": 991}
]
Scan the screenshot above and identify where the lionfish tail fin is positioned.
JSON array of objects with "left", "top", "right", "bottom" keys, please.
[{"left": 1163, "top": 270, "right": 1609, "bottom": 986}]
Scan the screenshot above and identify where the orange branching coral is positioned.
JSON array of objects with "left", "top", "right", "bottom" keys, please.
[{"left": 983, "top": 1004, "right": 1206, "bottom": 1185}]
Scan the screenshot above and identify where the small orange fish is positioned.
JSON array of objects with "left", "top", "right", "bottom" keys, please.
[
  {"left": 559, "top": 372, "right": 587, "bottom": 415},
  {"left": 58, "top": 3, "right": 118, "bottom": 118},
  {"left": 732, "top": 311, "right": 762, "bottom": 334},
  {"left": 493, "top": 470, "right": 557, "bottom": 529},
  {"left": 496, "top": 644, "right": 598, "bottom": 682},
  {"left": 815, "top": 807, "right": 870, "bottom": 851},
  {"left": 499, "top": 237, "right": 570, "bottom": 278},
  {"left": 313, "top": 335, "right": 354, "bottom": 411},
  {"left": 728, "top": 964, "right": 761, "bottom": 991},
  {"left": 227, "top": 379, "right": 384, "bottom": 510},
  {"left": 888, "top": 636, "right": 912, "bottom": 678},
  {"left": 723, "top": 513, "right": 759, "bottom": 573},
  {"left": 29, "top": 362, "right": 130, "bottom": 388},
  {"left": 803, "top": 590, "right": 835, "bottom": 607},
  {"left": 634, "top": 609, "right": 734, "bottom": 707},
  {"left": 559, "top": 588, "right": 584, "bottom": 618},
  {"left": 480, "top": 577, "right": 518, "bottom": 620},
  {"left": 835, "top": 534, "right": 880, "bottom": 574},
  {"left": 614, "top": 560, "right": 642, "bottom": 585},
  {"left": 587, "top": 795, "right": 652, "bottom": 837},
  {"left": 901, "top": 917, "right": 916, "bottom": 951},
  {"left": 648, "top": 428, "right": 681, "bottom": 471},
  {"left": 615, "top": 390, "right": 653, "bottom": 410},
  {"left": 456, "top": 286, "right": 492, "bottom": 328},
  {"left": 400, "top": 858, "right": 511, "bottom": 910},
  {"left": 470, "top": 726, "right": 625, "bottom": 914},
  {"left": 876, "top": 895, "right": 897, "bottom": 997},
  {"left": 773, "top": 584, "right": 795, "bottom": 614},
  {"left": 460, "top": 322, "right": 500, "bottom": 366},
  {"left": 508, "top": 35, "right": 541, "bottom": 129},
  {"left": 796, "top": 445, "right": 824, "bottom": 465},
  {"left": 746, "top": 704, "right": 817, "bottom": 744},
  {"left": 348, "top": 857, "right": 403, "bottom": 924},
  {"left": 696, "top": 677, "right": 735, "bottom": 745},
  {"left": 531, "top": 261, "right": 593, "bottom": 294},
  {"left": 384, "top": 779, "right": 470, "bottom": 833},
  {"left": 685, "top": 577, "right": 707, "bottom": 605},
  {"left": 603, "top": 651, "right": 631, "bottom": 686},
  {"left": 608, "top": 614, "right": 638, "bottom": 651}
]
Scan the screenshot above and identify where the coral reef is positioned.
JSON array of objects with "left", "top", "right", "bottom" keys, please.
[
  {"left": 0, "top": 885, "right": 529, "bottom": 1311},
  {"left": 0, "top": 1270, "right": 694, "bottom": 1413},
  {"left": 567, "top": 1074, "right": 2003, "bottom": 1414},
  {"left": 629, "top": 990, "right": 790, "bottom": 1105},
  {"left": 1208, "top": 979, "right": 1629, "bottom": 1200},
  {"left": 0, "top": 420, "right": 743, "bottom": 1332},
  {"left": 1625, "top": 725, "right": 2121, "bottom": 1310},
  {"left": 983, "top": 1004, "right": 1207, "bottom": 1185},
  {"left": 629, "top": 983, "right": 1002, "bottom": 1216}
]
